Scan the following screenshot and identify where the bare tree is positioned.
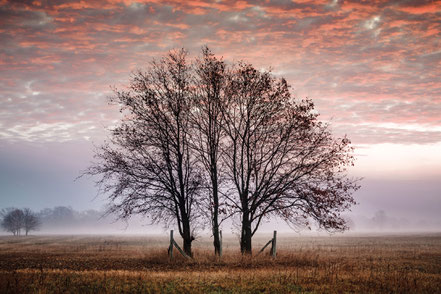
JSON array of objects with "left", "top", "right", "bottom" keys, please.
[
  {"left": 84, "top": 49, "right": 203, "bottom": 256},
  {"left": 23, "top": 208, "right": 41, "bottom": 235},
  {"left": 189, "top": 47, "right": 227, "bottom": 255},
  {"left": 83, "top": 47, "right": 359, "bottom": 256},
  {"left": 220, "top": 63, "right": 359, "bottom": 254},
  {"left": 1, "top": 209, "right": 24, "bottom": 236}
]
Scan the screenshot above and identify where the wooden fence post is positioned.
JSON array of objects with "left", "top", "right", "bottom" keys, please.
[
  {"left": 168, "top": 230, "right": 174, "bottom": 259},
  {"left": 167, "top": 230, "right": 192, "bottom": 259},
  {"left": 219, "top": 230, "right": 223, "bottom": 257},
  {"left": 257, "top": 230, "right": 277, "bottom": 257},
  {"left": 172, "top": 239, "right": 191, "bottom": 258},
  {"left": 271, "top": 230, "right": 277, "bottom": 258}
]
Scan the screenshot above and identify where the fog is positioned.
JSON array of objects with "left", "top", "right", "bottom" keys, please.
[
  {"left": 1, "top": 205, "right": 439, "bottom": 237},
  {"left": 0, "top": 141, "right": 440, "bottom": 236}
]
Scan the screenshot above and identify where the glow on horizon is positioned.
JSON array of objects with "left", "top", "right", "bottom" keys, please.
[{"left": 353, "top": 143, "right": 441, "bottom": 179}]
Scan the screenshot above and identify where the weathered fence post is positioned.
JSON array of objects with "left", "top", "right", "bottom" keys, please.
[
  {"left": 257, "top": 230, "right": 277, "bottom": 257},
  {"left": 270, "top": 230, "right": 277, "bottom": 258},
  {"left": 168, "top": 230, "right": 192, "bottom": 259},
  {"left": 168, "top": 230, "right": 174, "bottom": 259},
  {"left": 219, "top": 230, "right": 223, "bottom": 257}
]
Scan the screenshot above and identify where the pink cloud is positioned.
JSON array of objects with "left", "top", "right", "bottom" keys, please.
[
  {"left": 0, "top": 0, "right": 440, "bottom": 145},
  {"left": 398, "top": 2, "right": 441, "bottom": 14}
]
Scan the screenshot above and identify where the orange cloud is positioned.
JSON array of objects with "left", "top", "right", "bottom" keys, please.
[
  {"left": 1, "top": 0, "right": 441, "bottom": 146},
  {"left": 398, "top": 2, "right": 441, "bottom": 14}
]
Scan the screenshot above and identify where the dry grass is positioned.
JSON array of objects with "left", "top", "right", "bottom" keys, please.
[{"left": 0, "top": 233, "right": 440, "bottom": 293}]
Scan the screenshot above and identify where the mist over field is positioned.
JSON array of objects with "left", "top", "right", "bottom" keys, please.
[
  {"left": 1, "top": 141, "right": 440, "bottom": 236},
  {"left": 1, "top": 142, "right": 440, "bottom": 236},
  {"left": 1, "top": 204, "right": 439, "bottom": 236}
]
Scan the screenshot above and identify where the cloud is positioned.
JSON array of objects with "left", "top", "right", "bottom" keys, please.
[
  {"left": 397, "top": 1, "right": 441, "bottom": 15},
  {"left": 0, "top": 0, "right": 440, "bottom": 145}
]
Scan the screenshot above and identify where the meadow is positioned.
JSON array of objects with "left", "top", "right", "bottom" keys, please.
[{"left": 0, "top": 233, "right": 440, "bottom": 293}]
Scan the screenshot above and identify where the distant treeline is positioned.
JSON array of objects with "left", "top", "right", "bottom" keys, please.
[
  {"left": 0, "top": 206, "right": 159, "bottom": 235},
  {"left": 1, "top": 206, "right": 439, "bottom": 235},
  {"left": 38, "top": 206, "right": 103, "bottom": 227},
  {"left": 1, "top": 206, "right": 113, "bottom": 234},
  {"left": 347, "top": 210, "right": 441, "bottom": 232}
]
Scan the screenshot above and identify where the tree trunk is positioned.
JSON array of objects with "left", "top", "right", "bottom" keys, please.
[
  {"left": 212, "top": 170, "right": 221, "bottom": 255},
  {"left": 181, "top": 215, "right": 193, "bottom": 257},
  {"left": 213, "top": 221, "right": 221, "bottom": 256},
  {"left": 183, "top": 237, "right": 192, "bottom": 257},
  {"left": 240, "top": 212, "right": 252, "bottom": 254}
]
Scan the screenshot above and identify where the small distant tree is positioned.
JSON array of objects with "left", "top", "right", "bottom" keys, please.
[
  {"left": 23, "top": 208, "right": 41, "bottom": 235},
  {"left": 1, "top": 209, "right": 24, "bottom": 236},
  {"left": 1, "top": 210, "right": 15, "bottom": 235}
]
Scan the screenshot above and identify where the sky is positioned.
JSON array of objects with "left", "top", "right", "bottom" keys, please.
[{"left": 0, "top": 0, "right": 440, "bottom": 232}]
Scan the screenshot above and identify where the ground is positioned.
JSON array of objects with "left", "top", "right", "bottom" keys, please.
[{"left": 0, "top": 233, "right": 440, "bottom": 293}]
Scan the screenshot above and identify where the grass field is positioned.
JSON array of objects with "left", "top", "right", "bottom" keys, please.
[{"left": 0, "top": 233, "right": 440, "bottom": 293}]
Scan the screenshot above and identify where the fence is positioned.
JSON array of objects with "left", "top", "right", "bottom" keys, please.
[
  {"left": 167, "top": 230, "right": 191, "bottom": 259},
  {"left": 257, "top": 230, "right": 277, "bottom": 257},
  {"left": 167, "top": 230, "right": 277, "bottom": 258}
]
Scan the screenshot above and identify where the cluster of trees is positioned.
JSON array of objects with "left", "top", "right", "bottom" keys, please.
[
  {"left": 84, "top": 47, "right": 359, "bottom": 256},
  {"left": 36, "top": 206, "right": 138, "bottom": 234},
  {"left": 1, "top": 208, "right": 40, "bottom": 236},
  {"left": 38, "top": 206, "right": 102, "bottom": 230}
]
